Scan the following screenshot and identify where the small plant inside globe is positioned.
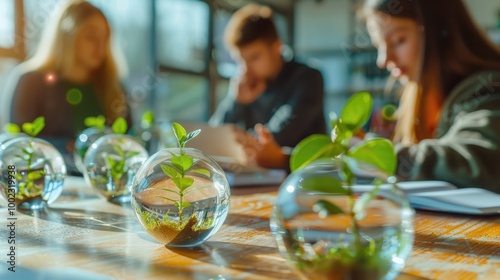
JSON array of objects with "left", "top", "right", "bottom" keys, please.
[{"left": 131, "top": 122, "right": 230, "bottom": 247}]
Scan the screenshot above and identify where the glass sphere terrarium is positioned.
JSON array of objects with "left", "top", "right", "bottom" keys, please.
[
  {"left": 271, "top": 159, "right": 414, "bottom": 280},
  {"left": 84, "top": 134, "right": 148, "bottom": 203},
  {"left": 270, "top": 92, "right": 415, "bottom": 280},
  {"left": 131, "top": 123, "right": 230, "bottom": 247},
  {"left": 0, "top": 137, "right": 66, "bottom": 210}
]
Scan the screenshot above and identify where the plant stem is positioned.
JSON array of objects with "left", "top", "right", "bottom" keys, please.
[
  {"left": 25, "top": 138, "right": 35, "bottom": 197},
  {"left": 347, "top": 186, "right": 362, "bottom": 253},
  {"left": 179, "top": 192, "right": 184, "bottom": 225}
]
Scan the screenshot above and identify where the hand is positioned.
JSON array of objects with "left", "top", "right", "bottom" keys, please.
[
  {"left": 253, "top": 124, "right": 287, "bottom": 169},
  {"left": 234, "top": 72, "right": 266, "bottom": 105},
  {"left": 232, "top": 124, "right": 286, "bottom": 169}
]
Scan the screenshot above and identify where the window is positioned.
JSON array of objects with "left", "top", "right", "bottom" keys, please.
[
  {"left": 154, "top": 73, "right": 209, "bottom": 122},
  {"left": 0, "top": 0, "right": 15, "bottom": 49},
  {"left": 156, "top": 0, "right": 209, "bottom": 73},
  {"left": 0, "top": 0, "right": 24, "bottom": 59}
]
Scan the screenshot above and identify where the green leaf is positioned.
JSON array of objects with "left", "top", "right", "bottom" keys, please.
[
  {"left": 112, "top": 144, "right": 125, "bottom": 157},
  {"left": 31, "top": 116, "right": 45, "bottom": 136},
  {"left": 331, "top": 120, "right": 353, "bottom": 146},
  {"left": 141, "top": 110, "right": 155, "bottom": 128},
  {"left": 22, "top": 123, "right": 34, "bottom": 137},
  {"left": 172, "top": 177, "right": 194, "bottom": 191},
  {"left": 174, "top": 201, "right": 192, "bottom": 209},
  {"left": 172, "top": 122, "right": 187, "bottom": 147},
  {"left": 22, "top": 147, "right": 34, "bottom": 155},
  {"left": 185, "top": 129, "right": 201, "bottom": 144},
  {"left": 171, "top": 155, "right": 193, "bottom": 173},
  {"left": 313, "top": 200, "right": 344, "bottom": 217},
  {"left": 3, "top": 123, "right": 20, "bottom": 133},
  {"left": 27, "top": 170, "right": 44, "bottom": 181},
  {"left": 299, "top": 176, "right": 347, "bottom": 195},
  {"left": 125, "top": 151, "right": 141, "bottom": 158},
  {"left": 112, "top": 117, "right": 127, "bottom": 134},
  {"left": 347, "top": 138, "right": 396, "bottom": 176},
  {"left": 190, "top": 168, "right": 210, "bottom": 177},
  {"left": 290, "top": 134, "right": 339, "bottom": 172},
  {"left": 161, "top": 164, "right": 181, "bottom": 179},
  {"left": 340, "top": 91, "right": 373, "bottom": 132},
  {"left": 105, "top": 156, "right": 116, "bottom": 169},
  {"left": 85, "top": 115, "right": 106, "bottom": 130}
]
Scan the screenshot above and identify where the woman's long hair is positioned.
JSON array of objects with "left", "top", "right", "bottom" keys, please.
[
  {"left": 3, "top": 0, "right": 128, "bottom": 124},
  {"left": 362, "top": 0, "right": 500, "bottom": 144}
]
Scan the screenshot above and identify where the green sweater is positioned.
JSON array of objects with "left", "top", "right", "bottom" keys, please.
[{"left": 397, "top": 71, "right": 500, "bottom": 193}]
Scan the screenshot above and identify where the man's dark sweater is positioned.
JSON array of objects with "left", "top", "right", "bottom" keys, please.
[{"left": 210, "top": 60, "right": 326, "bottom": 148}]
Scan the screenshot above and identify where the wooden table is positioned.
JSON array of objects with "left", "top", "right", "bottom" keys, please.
[{"left": 1, "top": 177, "right": 499, "bottom": 279}]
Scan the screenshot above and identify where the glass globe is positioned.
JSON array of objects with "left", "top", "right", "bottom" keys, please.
[
  {"left": 270, "top": 159, "right": 414, "bottom": 280},
  {"left": 131, "top": 148, "right": 230, "bottom": 247},
  {"left": 83, "top": 134, "right": 148, "bottom": 203},
  {"left": 0, "top": 137, "right": 66, "bottom": 210},
  {"left": 0, "top": 132, "right": 28, "bottom": 146},
  {"left": 74, "top": 127, "right": 112, "bottom": 174}
]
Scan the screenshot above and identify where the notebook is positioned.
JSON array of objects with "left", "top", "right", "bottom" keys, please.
[
  {"left": 178, "top": 122, "right": 287, "bottom": 187},
  {"left": 352, "top": 181, "right": 500, "bottom": 215}
]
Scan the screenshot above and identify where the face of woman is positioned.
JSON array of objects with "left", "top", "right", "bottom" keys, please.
[
  {"left": 366, "top": 13, "right": 422, "bottom": 84},
  {"left": 74, "top": 14, "right": 108, "bottom": 71}
]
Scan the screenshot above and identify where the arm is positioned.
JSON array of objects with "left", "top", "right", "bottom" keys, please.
[
  {"left": 209, "top": 77, "right": 245, "bottom": 126},
  {"left": 397, "top": 101, "right": 500, "bottom": 193},
  {"left": 209, "top": 73, "right": 266, "bottom": 127}
]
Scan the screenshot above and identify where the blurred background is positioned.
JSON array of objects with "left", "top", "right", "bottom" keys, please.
[{"left": 1, "top": 0, "right": 500, "bottom": 125}]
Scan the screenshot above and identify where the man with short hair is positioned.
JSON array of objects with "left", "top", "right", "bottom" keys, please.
[{"left": 210, "top": 4, "right": 326, "bottom": 169}]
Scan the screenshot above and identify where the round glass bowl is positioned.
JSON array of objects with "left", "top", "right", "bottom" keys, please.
[
  {"left": 74, "top": 127, "right": 111, "bottom": 174},
  {"left": 270, "top": 159, "right": 414, "bottom": 280},
  {"left": 131, "top": 148, "right": 230, "bottom": 247},
  {"left": 0, "top": 137, "right": 66, "bottom": 210},
  {"left": 83, "top": 134, "right": 148, "bottom": 203}
]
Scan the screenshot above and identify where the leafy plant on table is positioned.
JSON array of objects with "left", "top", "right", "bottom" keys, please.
[
  {"left": 289, "top": 91, "right": 399, "bottom": 271},
  {"left": 84, "top": 115, "right": 106, "bottom": 131},
  {"left": 7, "top": 117, "right": 46, "bottom": 200},
  {"left": 156, "top": 122, "right": 211, "bottom": 225},
  {"left": 103, "top": 117, "right": 140, "bottom": 187}
]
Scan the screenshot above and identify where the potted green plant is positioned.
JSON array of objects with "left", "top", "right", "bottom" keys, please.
[
  {"left": 131, "top": 122, "right": 230, "bottom": 247},
  {"left": 0, "top": 117, "right": 66, "bottom": 210},
  {"left": 270, "top": 92, "right": 414, "bottom": 280},
  {"left": 83, "top": 117, "right": 148, "bottom": 203}
]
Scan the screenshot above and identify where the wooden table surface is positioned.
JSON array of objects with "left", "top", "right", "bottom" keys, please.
[{"left": 1, "top": 176, "right": 499, "bottom": 280}]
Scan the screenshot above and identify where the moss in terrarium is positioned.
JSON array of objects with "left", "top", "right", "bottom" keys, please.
[
  {"left": 292, "top": 239, "right": 392, "bottom": 280},
  {"left": 134, "top": 202, "right": 215, "bottom": 246}
]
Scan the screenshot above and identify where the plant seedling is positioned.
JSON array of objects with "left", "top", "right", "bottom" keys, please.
[
  {"left": 156, "top": 122, "right": 211, "bottom": 225},
  {"left": 7, "top": 117, "right": 46, "bottom": 199},
  {"left": 102, "top": 117, "right": 140, "bottom": 186},
  {"left": 290, "top": 91, "right": 398, "bottom": 253}
]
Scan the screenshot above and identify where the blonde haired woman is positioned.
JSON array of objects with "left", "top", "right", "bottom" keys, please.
[{"left": 2, "top": 0, "right": 130, "bottom": 144}]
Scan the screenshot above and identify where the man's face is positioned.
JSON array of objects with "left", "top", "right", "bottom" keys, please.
[{"left": 233, "top": 40, "right": 281, "bottom": 80}]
